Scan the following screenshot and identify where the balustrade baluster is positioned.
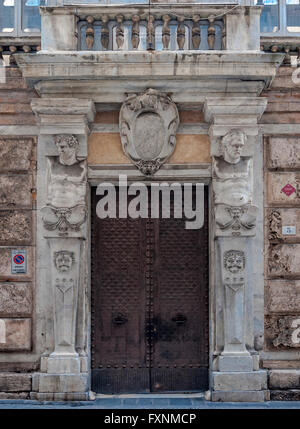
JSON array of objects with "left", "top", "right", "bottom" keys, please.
[
  {"left": 101, "top": 15, "right": 110, "bottom": 50},
  {"left": 222, "top": 27, "right": 226, "bottom": 50},
  {"left": 116, "top": 14, "right": 124, "bottom": 50},
  {"left": 177, "top": 16, "right": 185, "bottom": 50},
  {"left": 207, "top": 16, "right": 216, "bottom": 50},
  {"left": 192, "top": 15, "right": 201, "bottom": 50},
  {"left": 162, "top": 15, "right": 171, "bottom": 50},
  {"left": 284, "top": 46, "right": 291, "bottom": 65},
  {"left": 147, "top": 15, "right": 155, "bottom": 50},
  {"left": 85, "top": 16, "right": 95, "bottom": 50},
  {"left": 131, "top": 15, "right": 140, "bottom": 49}
]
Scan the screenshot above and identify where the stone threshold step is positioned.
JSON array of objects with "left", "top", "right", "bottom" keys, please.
[{"left": 95, "top": 393, "right": 206, "bottom": 399}]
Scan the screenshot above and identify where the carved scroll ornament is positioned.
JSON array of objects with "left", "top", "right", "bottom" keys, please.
[{"left": 119, "top": 89, "right": 179, "bottom": 175}]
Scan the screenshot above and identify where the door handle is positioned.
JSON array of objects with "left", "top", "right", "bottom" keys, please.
[{"left": 172, "top": 314, "right": 187, "bottom": 326}]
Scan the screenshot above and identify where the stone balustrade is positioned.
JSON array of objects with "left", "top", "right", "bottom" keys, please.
[{"left": 78, "top": 12, "right": 225, "bottom": 51}]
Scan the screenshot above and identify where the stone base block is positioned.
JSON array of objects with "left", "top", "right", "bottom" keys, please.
[
  {"left": 211, "top": 390, "right": 269, "bottom": 402},
  {"left": 270, "top": 390, "right": 300, "bottom": 401},
  {"left": 32, "top": 373, "right": 88, "bottom": 394},
  {"left": 30, "top": 392, "right": 90, "bottom": 401},
  {"left": 218, "top": 355, "right": 254, "bottom": 372},
  {"left": 0, "top": 392, "right": 30, "bottom": 400},
  {"left": 213, "top": 370, "right": 267, "bottom": 391},
  {"left": 269, "top": 370, "right": 300, "bottom": 390},
  {"left": 47, "top": 357, "right": 81, "bottom": 374}
]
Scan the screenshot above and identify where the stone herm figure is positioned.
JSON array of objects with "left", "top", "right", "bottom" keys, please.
[
  {"left": 46, "top": 134, "right": 87, "bottom": 208},
  {"left": 213, "top": 129, "right": 257, "bottom": 235},
  {"left": 213, "top": 129, "right": 252, "bottom": 207}
]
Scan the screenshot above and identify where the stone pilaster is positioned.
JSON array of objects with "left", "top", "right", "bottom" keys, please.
[
  {"left": 30, "top": 99, "right": 95, "bottom": 401},
  {"left": 204, "top": 97, "right": 268, "bottom": 402}
]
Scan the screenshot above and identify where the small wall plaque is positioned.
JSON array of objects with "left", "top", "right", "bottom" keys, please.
[
  {"left": 11, "top": 250, "right": 27, "bottom": 274},
  {"left": 282, "top": 226, "right": 296, "bottom": 236}
]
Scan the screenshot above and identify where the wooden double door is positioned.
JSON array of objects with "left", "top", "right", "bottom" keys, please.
[{"left": 91, "top": 186, "right": 209, "bottom": 393}]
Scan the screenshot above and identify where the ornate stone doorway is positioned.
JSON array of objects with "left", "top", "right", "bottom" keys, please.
[{"left": 90, "top": 186, "right": 209, "bottom": 393}]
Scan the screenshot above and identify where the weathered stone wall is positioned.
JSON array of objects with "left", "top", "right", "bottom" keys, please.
[
  {"left": 0, "top": 65, "right": 38, "bottom": 397},
  {"left": 262, "top": 66, "right": 300, "bottom": 400}
]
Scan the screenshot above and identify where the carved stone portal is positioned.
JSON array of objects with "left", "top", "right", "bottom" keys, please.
[{"left": 119, "top": 89, "right": 179, "bottom": 175}]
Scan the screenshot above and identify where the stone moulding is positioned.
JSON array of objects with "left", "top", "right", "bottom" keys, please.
[{"left": 119, "top": 88, "right": 179, "bottom": 175}]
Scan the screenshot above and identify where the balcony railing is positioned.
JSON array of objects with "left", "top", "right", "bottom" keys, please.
[{"left": 78, "top": 13, "right": 225, "bottom": 51}]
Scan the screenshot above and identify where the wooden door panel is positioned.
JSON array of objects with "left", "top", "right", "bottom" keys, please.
[
  {"left": 151, "top": 187, "right": 209, "bottom": 391},
  {"left": 91, "top": 190, "right": 149, "bottom": 393}
]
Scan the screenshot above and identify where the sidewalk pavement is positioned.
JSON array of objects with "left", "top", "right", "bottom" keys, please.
[{"left": 0, "top": 395, "right": 300, "bottom": 409}]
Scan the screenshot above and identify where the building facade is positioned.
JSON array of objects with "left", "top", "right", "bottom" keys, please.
[{"left": 0, "top": 0, "right": 300, "bottom": 402}]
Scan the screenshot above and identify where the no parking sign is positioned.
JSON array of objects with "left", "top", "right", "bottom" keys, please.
[{"left": 11, "top": 250, "right": 27, "bottom": 274}]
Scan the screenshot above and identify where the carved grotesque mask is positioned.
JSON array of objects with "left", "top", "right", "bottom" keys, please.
[
  {"left": 224, "top": 250, "right": 245, "bottom": 273},
  {"left": 54, "top": 251, "right": 75, "bottom": 273}
]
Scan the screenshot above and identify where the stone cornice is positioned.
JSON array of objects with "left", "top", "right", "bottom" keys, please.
[
  {"left": 16, "top": 51, "right": 284, "bottom": 99},
  {"left": 40, "top": 4, "right": 240, "bottom": 20}
]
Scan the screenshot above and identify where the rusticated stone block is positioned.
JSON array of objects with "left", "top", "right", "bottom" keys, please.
[
  {"left": 267, "top": 137, "right": 300, "bottom": 170},
  {"left": 268, "top": 244, "right": 300, "bottom": 278},
  {"left": 0, "top": 283, "right": 32, "bottom": 316},
  {"left": 0, "top": 211, "right": 32, "bottom": 246},
  {"left": 0, "top": 175, "right": 32, "bottom": 209},
  {"left": 267, "top": 172, "right": 300, "bottom": 206},
  {"left": 0, "top": 138, "right": 33, "bottom": 172},
  {"left": 0, "top": 393, "right": 30, "bottom": 399},
  {"left": 265, "top": 315, "right": 300, "bottom": 350},
  {"left": 0, "top": 374, "right": 31, "bottom": 392},
  {"left": 262, "top": 360, "right": 300, "bottom": 369},
  {"left": 270, "top": 390, "right": 300, "bottom": 401},
  {"left": 0, "top": 247, "right": 33, "bottom": 280},
  {"left": 267, "top": 208, "right": 300, "bottom": 243},
  {"left": 262, "top": 113, "right": 300, "bottom": 124},
  {"left": 0, "top": 318, "right": 31, "bottom": 351},
  {"left": 266, "top": 281, "right": 300, "bottom": 313},
  {"left": 269, "top": 370, "right": 300, "bottom": 390}
]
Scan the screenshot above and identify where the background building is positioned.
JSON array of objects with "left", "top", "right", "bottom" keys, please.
[{"left": 0, "top": 0, "right": 300, "bottom": 402}]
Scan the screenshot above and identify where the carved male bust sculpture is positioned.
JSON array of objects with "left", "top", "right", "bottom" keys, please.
[
  {"left": 46, "top": 135, "right": 87, "bottom": 208},
  {"left": 213, "top": 130, "right": 252, "bottom": 207},
  {"left": 56, "top": 134, "right": 79, "bottom": 166}
]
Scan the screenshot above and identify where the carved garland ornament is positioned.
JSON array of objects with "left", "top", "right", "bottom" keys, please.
[{"left": 119, "top": 89, "right": 179, "bottom": 175}]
